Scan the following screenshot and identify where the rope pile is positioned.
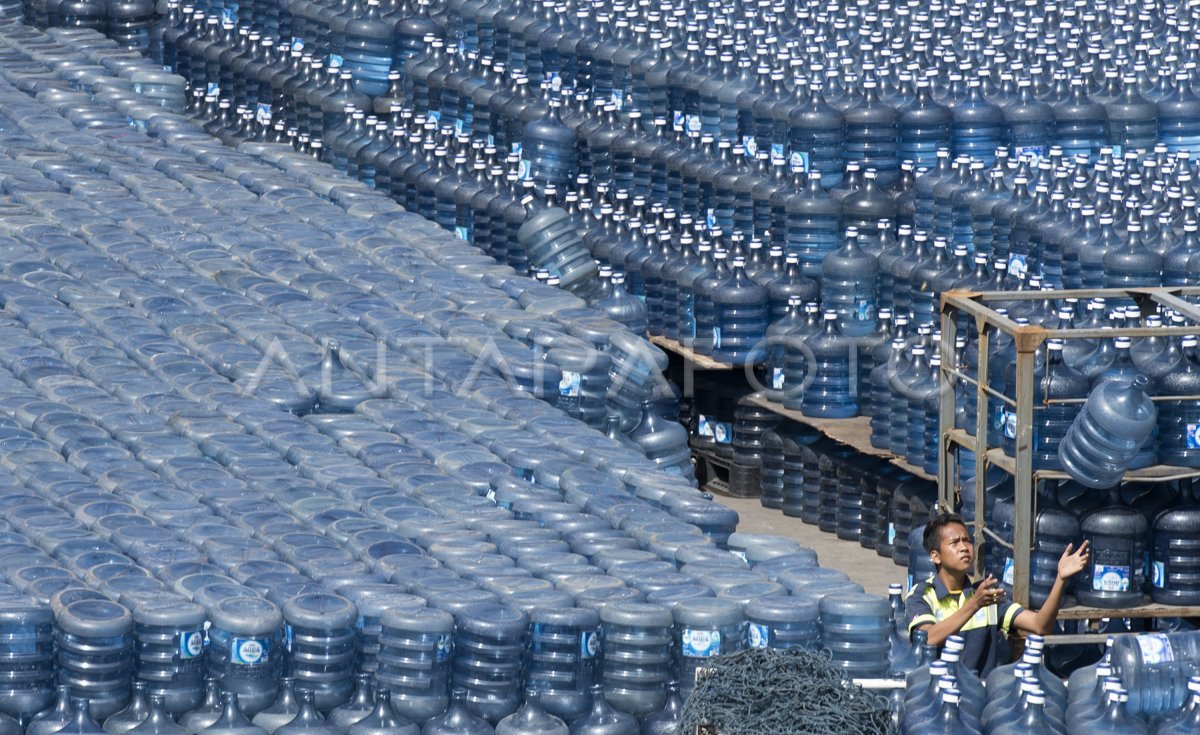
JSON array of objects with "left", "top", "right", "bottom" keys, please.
[{"left": 679, "top": 648, "right": 899, "bottom": 735}]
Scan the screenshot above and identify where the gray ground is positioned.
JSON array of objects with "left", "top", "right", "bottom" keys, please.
[{"left": 722, "top": 495, "right": 907, "bottom": 597}]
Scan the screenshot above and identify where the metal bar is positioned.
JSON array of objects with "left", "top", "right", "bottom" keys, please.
[
  {"left": 973, "top": 319, "right": 990, "bottom": 575},
  {"left": 1011, "top": 345, "right": 1036, "bottom": 609},
  {"left": 939, "top": 301, "right": 958, "bottom": 511},
  {"left": 982, "top": 525, "right": 1014, "bottom": 550},
  {"left": 1151, "top": 291, "right": 1200, "bottom": 324}
]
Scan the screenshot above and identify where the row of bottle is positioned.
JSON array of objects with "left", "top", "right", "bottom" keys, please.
[{"left": 140, "top": 0, "right": 1200, "bottom": 188}]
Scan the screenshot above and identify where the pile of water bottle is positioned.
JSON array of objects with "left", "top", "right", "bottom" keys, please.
[{"left": 901, "top": 632, "right": 1200, "bottom": 735}]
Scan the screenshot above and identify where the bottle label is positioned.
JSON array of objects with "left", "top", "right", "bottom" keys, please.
[
  {"left": 887, "top": 522, "right": 896, "bottom": 545},
  {"left": 1187, "top": 423, "right": 1200, "bottom": 448},
  {"left": 772, "top": 143, "right": 785, "bottom": 162},
  {"left": 510, "top": 141, "right": 521, "bottom": 155},
  {"left": 518, "top": 159, "right": 532, "bottom": 181},
  {"left": 1152, "top": 560, "right": 1166, "bottom": 588},
  {"left": 743, "top": 135, "right": 757, "bottom": 156},
  {"left": 486, "top": 487, "right": 496, "bottom": 502},
  {"left": 748, "top": 623, "right": 769, "bottom": 649},
  {"left": 1092, "top": 563, "right": 1131, "bottom": 592},
  {"left": 1002, "top": 409, "right": 1017, "bottom": 440},
  {"left": 1110, "top": 144, "right": 1124, "bottom": 158},
  {"left": 206, "top": 82, "right": 220, "bottom": 97},
  {"left": 697, "top": 414, "right": 715, "bottom": 437},
  {"left": 230, "top": 638, "right": 269, "bottom": 665},
  {"left": 1002, "top": 557, "right": 1015, "bottom": 586},
  {"left": 427, "top": 110, "right": 441, "bottom": 123},
  {"left": 555, "top": 370, "right": 582, "bottom": 414},
  {"left": 486, "top": 135, "right": 495, "bottom": 147},
  {"left": 706, "top": 208, "right": 716, "bottom": 228},
  {"left": 732, "top": 550, "right": 748, "bottom": 563},
  {"left": 454, "top": 119, "right": 468, "bottom": 135},
  {"left": 1007, "top": 253, "right": 1029, "bottom": 280},
  {"left": 789, "top": 150, "right": 809, "bottom": 172},
  {"left": 1136, "top": 633, "right": 1175, "bottom": 665},
  {"left": 284, "top": 624, "right": 293, "bottom": 652},
  {"left": 290, "top": 37, "right": 304, "bottom": 51},
  {"left": 907, "top": 573, "right": 913, "bottom": 591},
  {"left": 180, "top": 630, "right": 205, "bottom": 659},
  {"left": 672, "top": 111, "right": 685, "bottom": 131},
  {"left": 712, "top": 325, "right": 722, "bottom": 349},
  {"left": 454, "top": 226, "right": 470, "bottom": 241},
  {"left": 435, "top": 633, "right": 453, "bottom": 662},
  {"left": 327, "top": 54, "right": 344, "bottom": 69},
  {"left": 685, "top": 114, "right": 701, "bottom": 134},
  {"left": 580, "top": 630, "right": 599, "bottom": 659},
  {"left": 255, "top": 103, "right": 272, "bottom": 125},
  {"left": 546, "top": 72, "right": 561, "bottom": 92},
  {"left": 1014, "top": 144, "right": 1044, "bottom": 161},
  {"left": 611, "top": 90, "right": 624, "bottom": 109},
  {"left": 771, "top": 367, "right": 785, "bottom": 390},
  {"left": 854, "top": 297, "right": 875, "bottom": 322},
  {"left": 681, "top": 628, "right": 721, "bottom": 657},
  {"left": 221, "top": 7, "right": 236, "bottom": 22}
]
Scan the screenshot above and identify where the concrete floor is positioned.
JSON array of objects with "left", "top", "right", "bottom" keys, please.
[{"left": 722, "top": 495, "right": 906, "bottom": 597}]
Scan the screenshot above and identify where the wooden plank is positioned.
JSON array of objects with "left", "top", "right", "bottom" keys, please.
[
  {"left": 1056, "top": 601, "right": 1200, "bottom": 620},
  {"left": 649, "top": 335, "right": 736, "bottom": 370},
  {"left": 745, "top": 394, "right": 936, "bottom": 482}
]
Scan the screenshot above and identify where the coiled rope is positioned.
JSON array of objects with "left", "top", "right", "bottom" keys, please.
[{"left": 679, "top": 648, "right": 898, "bottom": 735}]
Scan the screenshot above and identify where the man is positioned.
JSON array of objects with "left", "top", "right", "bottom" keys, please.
[{"left": 904, "top": 512, "right": 1090, "bottom": 676}]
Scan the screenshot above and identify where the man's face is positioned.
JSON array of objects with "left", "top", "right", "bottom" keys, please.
[{"left": 931, "top": 522, "right": 974, "bottom": 575}]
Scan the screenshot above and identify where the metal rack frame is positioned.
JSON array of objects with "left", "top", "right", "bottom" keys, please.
[{"left": 938, "top": 286, "right": 1200, "bottom": 621}]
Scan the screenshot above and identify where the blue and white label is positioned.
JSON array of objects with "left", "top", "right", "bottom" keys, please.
[
  {"left": 854, "top": 298, "right": 875, "bottom": 321},
  {"left": 611, "top": 90, "right": 624, "bottom": 109},
  {"left": 510, "top": 141, "right": 521, "bottom": 155},
  {"left": 1110, "top": 145, "right": 1124, "bottom": 158},
  {"left": 1008, "top": 253, "right": 1028, "bottom": 280},
  {"left": 255, "top": 103, "right": 272, "bottom": 125},
  {"left": 546, "top": 72, "right": 561, "bottom": 92},
  {"left": 327, "top": 54, "right": 344, "bottom": 69},
  {"left": 772, "top": 367, "right": 785, "bottom": 390},
  {"left": 1153, "top": 560, "right": 1166, "bottom": 589},
  {"left": 580, "top": 631, "right": 599, "bottom": 659},
  {"left": 1014, "top": 145, "right": 1045, "bottom": 161},
  {"left": 748, "top": 623, "right": 769, "bottom": 649},
  {"left": 231, "top": 638, "right": 268, "bottom": 665},
  {"left": 706, "top": 208, "right": 716, "bottom": 228},
  {"left": 887, "top": 523, "right": 897, "bottom": 545},
  {"left": 1137, "top": 633, "right": 1175, "bottom": 665},
  {"left": 454, "top": 226, "right": 470, "bottom": 241},
  {"left": 685, "top": 114, "right": 702, "bottom": 134},
  {"left": 284, "top": 625, "right": 293, "bottom": 652},
  {"left": 427, "top": 110, "right": 441, "bottom": 123},
  {"left": 712, "top": 325, "right": 722, "bottom": 349},
  {"left": 1187, "top": 423, "right": 1200, "bottom": 449},
  {"left": 698, "top": 414, "right": 715, "bottom": 438},
  {"left": 435, "top": 633, "right": 453, "bottom": 662},
  {"left": 206, "top": 82, "right": 220, "bottom": 97},
  {"left": 455, "top": 119, "right": 468, "bottom": 135},
  {"left": 1002, "top": 557, "right": 1015, "bottom": 586},
  {"left": 743, "top": 135, "right": 758, "bottom": 156},
  {"left": 1092, "top": 563, "right": 1131, "bottom": 592},
  {"left": 221, "top": 8, "right": 236, "bottom": 23},
  {"left": 789, "top": 150, "right": 809, "bottom": 172},
  {"left": 559, "top": 370, "right": 581, "bottom": 398},
  {"left": 771, "top": 143, "right": 785, "bottom": 162},
  {"left": 672, "top": 111, "right": 685, "bottom": 131},
  {"left": 518, "top": 159, "right": 532, "bottom": 181},
  {"left": 290, "top": 37, "right": 304, "bottom": 51},
  {"left": 681, "top": 628, "right": 721, "bottom": 657},
  {"left": 1002, "top": 409, "right": 1017, "bottom": 440},
  {"left": 180, "top": 631, "right": 204, "bottom": 659}
]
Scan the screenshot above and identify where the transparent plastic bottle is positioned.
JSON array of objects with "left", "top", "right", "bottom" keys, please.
[
  {"left": 1059, "top": 375, "right": 1158, "bottom": 490},
  {"left": 800, "top": 311, "right": 857, "bottom": 419}
]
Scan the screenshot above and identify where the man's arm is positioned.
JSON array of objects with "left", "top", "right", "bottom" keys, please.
[
  {"left": 912, "top": 576, "right": 998, "bottom": 647},
  {"left": 1012, "top": 542, "right": 1090, "bottom": 636}
]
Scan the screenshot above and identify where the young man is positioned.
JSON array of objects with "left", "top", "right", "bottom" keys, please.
[{"left": 904, "top": 512, "right": 1090, "bottom": 676}]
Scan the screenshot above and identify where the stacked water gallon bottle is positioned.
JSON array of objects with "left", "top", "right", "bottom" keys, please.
[
  {"left": 0, "top": 15, "right": 938, "bottom": 735},
  {"left": 14, "top": 0, "right": 1200, "bottom": 726}
]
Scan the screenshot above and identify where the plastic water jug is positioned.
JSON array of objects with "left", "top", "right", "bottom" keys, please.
[
  {"left": 598, "top": 603, "right": 672, "bottom": 719},
  {"left": 1076, "top": 488, "right": 1149, "bottom": 609},
  {"left": 800, "top": 311, "right": 857, "bottom": 419},
  {"left": 1059, "top": 375, "right": 1158, "bottom": 489}
]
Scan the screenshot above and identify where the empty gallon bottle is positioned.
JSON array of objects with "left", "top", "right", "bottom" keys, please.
[
  {"left": 1105, "top": 76, "right": 1157, "bottom": 156},
  {"left": 800, "top": 311, "right": 857, "bottom": 419},
  {"left": 843, "top": 82, "right": 899, "bottom": 186},
  {"left": 517, "top": 197, "right": 601, "bottom": 302},
  {"left": 419, "top": 686, "right": 493, "bottom": 734},
  {"left": 672, "top": 598, "right": 745, "bottom": 702},
  {"left": 1151, "top": 486, "right": 1200, "bottom": 605},
  {"left": 377, "top": 607, "right": 454, "bottom": 722},
  {"left": 598, "top": 603, "right": 672, "bottom": 719},
  {"left": 180, "top": 679, "right": 221, "bottom": 734},
  {"left": 744, "top": 595, "right": 820, "bottom": 651},
  {"left": 821, "top": 228, "right": 879, "bottom": 338},
  {"left": 341, "top": 0, "right": 397, "bottom": 98},
  {"left": 789, "top": 84, "right": 845, "bottom": 188},
  {"left": 567, "top": 683, "right": 637, "bottom": 735},
  {"left": 281, "top": 594, "right": 357, "bottom": 711},
  {"left": 199, "top": 690, "right": 265, "bottom": 735},
  {"left": 56, "top": 599, "right": 135, "bottom": 721},
  {"left": 628, "top": 398, "right": 693, "bottom": 480},
  {"left": 952, "top": 79, "right": 1006, "bottom": 166},
  {"left": 130, "top": 598, "right": 206, "bottom": 716},
  {"left": 1103, "top": 219, "right": 1163, "bottom": 294},
  {"left": 253, "top": 678, "right": 301, "bottom": 734},
  {"left": 899, "top": 80, "right": 952, "bottom": 170},
  {"left": 1109, "top": 632, "right": 1200, "bottom": 717},
  {"left": 1018, "top": 340, "right": 1089, "bottom": 471},
  {"left": 1005, "top": 80, "right": 1055, "bottom": 160},
  {"left": 524, "top": 607, "right": 600, "bottom": 722},
  {"left": 1155, "top": 336, "right": 1200, "bottom": 468},
  {"left": 1157, "top": 70, "right": 1200, "bottom": 154},
  {"left": 1075, "top": 488, "right": 1149, "bottom": 610},
  {"left": 0, "top": 600, "right": 55, "bottom": 722},
  {"left": 819, "top": 592, "right": 891, "bottom": 679},
  {"left": 1053, "top": 80, "right": 1107, "bottom": 163},
  {"left": 272, "top": 691, "right": 338, "bottom": 735},
  {"left": 522, "top": 99, "right": 576, "bottom": 195},
  {"left": 452, "top": 603, "right": 528, "bottom": 724},
  {"left": 493, "top": 690, "right": 565, "bottom": 735},
  {"left": 707, "top": 256, "right": 769, "bottom": 365},
  {"left": 206, "top": 597, "right": 283, "bottom": 717},
  {"left": 1058, "top": 375, "right": 1158, "bottom": 490},
  {"left": 594, "top": 271, "right": 648, "bottom": 336}
]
